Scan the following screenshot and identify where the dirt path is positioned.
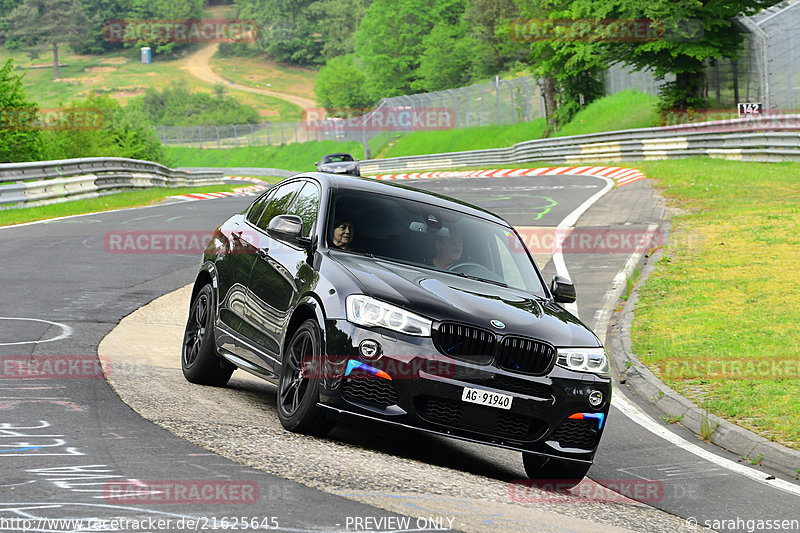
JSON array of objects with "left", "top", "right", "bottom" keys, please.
[{"left": 180, "top": 43, "right": 317, "bottom": 112}]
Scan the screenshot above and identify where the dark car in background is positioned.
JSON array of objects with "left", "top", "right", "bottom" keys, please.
[
  {"left": 315, "top": 153, "right": 360, "bottom": 176},
  {"left": 181, "top": 173, "right": 611, "bottom": 485}
]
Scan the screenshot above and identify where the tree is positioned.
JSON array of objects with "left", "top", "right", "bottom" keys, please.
[
  {"left": 355, "top": 0, "right": 468, "bottom": 98},
  {"left": 308, "top": 0, "right": 373, "bottom": 62},
  {"left": 314, "top": 54, "right": 374, "bottom": 115},
  {"left": 0, "top": 58, "right": 42, "bottom": 163},
  {"left": 126, "top": 0, "right": 204, "bottom": 54},
  {"left": 236, "top": 0, "right": 324, "bottom": 66},
  {"left": 509, "top": 0, "right": 607, "bottom": 129},
  {"left": 43, "top": 94, "right": 166, "bottom": 163},
  {"left": 414, "top": 21, "right": 477, "bottom": 92},
  {"left": 464, "top": 0, "right": 525, "bottom": 74},
  {"left": 569, "top": 0, "right": 783, "bottom": 109},
  {"left": 3, "top": 0, "right": 88, "bottom": 80}
]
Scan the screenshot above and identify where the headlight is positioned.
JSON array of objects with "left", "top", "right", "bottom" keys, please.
[
  {"left": 346, "top": 295, "right": 432, "bottom": 336},
  {"left": 556, "top": 347, "right": 609, "bottom": 375}
]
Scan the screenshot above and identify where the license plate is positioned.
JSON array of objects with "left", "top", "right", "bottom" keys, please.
[{"left": 461, "top": 387, "right": 513, "bottom": 410}]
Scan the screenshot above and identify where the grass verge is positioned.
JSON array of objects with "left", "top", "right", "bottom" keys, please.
[
  {"left": 379, "top": 119, "right": 548, "bottom": 158},
  {"left": 554, "top": 89, "right": 660, "bottom": 137},
  {"left": 623, "top": 158, "right": 800, "bottom": 449},
  {"left": 0, "top": 179, "right": 282, "bottom": 227},
  {"left": 166, "top": 140, "right": 372, "bottom": 171}
]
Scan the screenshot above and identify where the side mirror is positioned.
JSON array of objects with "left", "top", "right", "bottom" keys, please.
[
  {"left": 551, "top": 275, "right": 576, "bottom": 304},
  {"left": 267, "top": 215, "right": 304, "bottom": 243}
]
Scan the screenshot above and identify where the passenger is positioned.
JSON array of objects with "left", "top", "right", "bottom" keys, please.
[
  {"left": 331, "top": 219, "right": 355, "bottom": 250},
  {"left": 432, "top": 227, "right": 463, "bottom": 269}
]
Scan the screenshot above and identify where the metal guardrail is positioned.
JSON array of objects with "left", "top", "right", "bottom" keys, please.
[
  {"left": 0, "top": 157, "right": 225, "bottom": 209},
  {"left": 359, "top": 115, "right": 800, "bottom": 174}
]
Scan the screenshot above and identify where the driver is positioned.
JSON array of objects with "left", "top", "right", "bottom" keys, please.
[
  {"left": 332, "top": 219, "right": 355, "bottom": 250},
  {"left": 432, "top": 227, "right": 463, "bottom": 269}
]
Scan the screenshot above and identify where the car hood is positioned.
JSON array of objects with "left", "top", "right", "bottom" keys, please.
[{"left": 332, "top": 253, "right": 599, "bottom": 347}]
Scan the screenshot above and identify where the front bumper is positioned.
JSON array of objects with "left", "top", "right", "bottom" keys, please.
[{"left": 319, "top": 320, "right": 611, "bottom": 463}]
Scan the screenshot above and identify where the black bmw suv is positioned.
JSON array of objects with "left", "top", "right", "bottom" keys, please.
[{"left": 182, "top": 173, "right": 611, "bottom": 485}]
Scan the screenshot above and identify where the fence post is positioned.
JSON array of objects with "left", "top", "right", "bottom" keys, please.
[
  {"left": 233, "top": 125, "right": 239, "bottom": 147},
  {"left": 215, "top": 126, "right": 221, "bottom": 149},
  {"left": 465, "top": 88, "right": 471, "bottom": 127},
  {"left": 267, "top": 122, "right": 271, "bottom": 145},
  {"left": 281, "top": 123, "right": 285, "bottom": 144}
]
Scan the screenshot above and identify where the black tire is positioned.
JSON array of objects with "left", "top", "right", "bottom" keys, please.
[
  {"left": 182, "top": 284, "right": 234, "bottom": 386},
  {"left": 522, "top": 453, "right": 592, "bottom": 489},
  {"left": 277, "top": 319, "right": 334, "bottom": 436}
]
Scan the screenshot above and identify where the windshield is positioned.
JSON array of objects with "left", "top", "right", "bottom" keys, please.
[
  {"left": 322, "top": 154, "right": 354, "bottom": 163},
  {"left": 327, "top": 190, "right": 547, "bottom": 297}
]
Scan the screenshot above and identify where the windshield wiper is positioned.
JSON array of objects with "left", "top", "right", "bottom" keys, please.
[{"left": 450, "top": 271, "right": 508, "bottom": 288}]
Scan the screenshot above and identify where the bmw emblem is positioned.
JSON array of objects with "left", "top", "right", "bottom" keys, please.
[{"left": 490, "top": 320, "right": 505, "bottom": 329}]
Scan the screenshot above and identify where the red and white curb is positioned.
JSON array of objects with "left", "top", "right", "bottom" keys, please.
[
  {"left": 371, "top": 166, "right": 647, "bottom": 187},
  {"left": 168, "top": 177, "right": 268, "bottom": 202}
]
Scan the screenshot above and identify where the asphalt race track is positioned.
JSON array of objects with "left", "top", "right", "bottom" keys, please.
[{"left": 1, "top": 174, "right": 798, "bottom": 532}]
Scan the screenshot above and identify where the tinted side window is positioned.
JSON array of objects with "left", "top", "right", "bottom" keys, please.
[
  {"left": 256, "top": 181, "right": 304, "bottom": 231},
  {"left": 246, "top": 189, "right": 275, "bottom": 225},
  {"left": 289, "top": 182, "right": 321, "bottom": 238}
]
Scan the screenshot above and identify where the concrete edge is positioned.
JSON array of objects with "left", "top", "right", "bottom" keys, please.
[{"left": 607, "top": 222, "right": 800, "bottom": 480}]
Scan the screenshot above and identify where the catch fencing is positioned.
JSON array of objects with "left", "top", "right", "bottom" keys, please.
[
  {"left": 156, "top": 77, "right": 545, "bottom": 151},
  {"left": 607, "top": 2, "right": 800, "bottom": 110}
]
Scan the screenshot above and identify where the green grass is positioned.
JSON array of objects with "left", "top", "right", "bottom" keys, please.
[
  {"left": 166, "top": 140, "right": 368, "bottom": 171},
  {"left": 375, "top": 90, "right": 657, "bottom": 159},
  {"left": 0, "top": 48, "right": 303, "bottom": 121},
  {"left": 0, "top": 179, "right": 282, "bottom": 227},
  {"left": 209, "top": 53, "right": 317, "bottom": 103},
  {"left": 620, "top": 158, "right": 800, "bottom": 449},
  {"left": 554, "top": 89, "right": 660, "bottom": 137},
  {"left": 379, "top": 119, "right": 548, "bottom": 159}
]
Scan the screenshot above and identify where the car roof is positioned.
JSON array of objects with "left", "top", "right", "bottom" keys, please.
[
  {"left": 290, "top": 172, "right": 510, "bottom": 227},
  {"left": 321, "top": 153, "right": 353, "bottom": 159}
]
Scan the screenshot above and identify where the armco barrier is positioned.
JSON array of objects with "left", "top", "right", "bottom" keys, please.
[
  {"left": 358, "top": 115, "right": 800, "bottom": 174},
  {"left": 0, "top": 157, "right": 226, "bottom": 209}
]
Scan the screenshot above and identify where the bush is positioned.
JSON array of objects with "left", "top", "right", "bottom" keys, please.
[
  {"left": 0, "top": 58, "right": 43, "bottom": 163},
  {"left": 130, "top": 83, "right": 261, "bottom": 126},
  {"left": 42, "top": 94, "right": 166, "bottom": 163}
]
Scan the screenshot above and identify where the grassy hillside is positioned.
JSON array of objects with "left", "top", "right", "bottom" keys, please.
[
  {"left": 0, "top": 48, "right": 305, "bottom": 121},
  {"left": 376, "top": 90, "right": 659, "bottom": 159},
  {"left": 555, "top": 89, "right": 660, "bottom": 137},
  {"left": 378, "top": 119, "right": 548, "bottom": 158}
]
